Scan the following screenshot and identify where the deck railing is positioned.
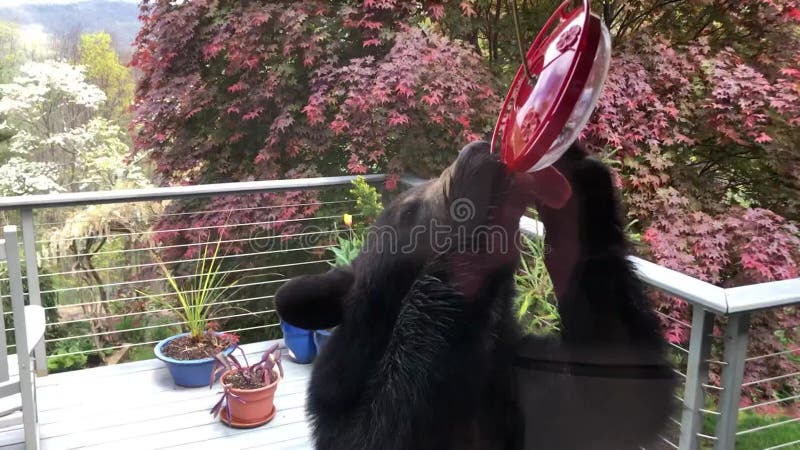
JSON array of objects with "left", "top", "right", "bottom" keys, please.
[
  {"left": 0, "top": 174, "right": 797, "bottom": 450},
  {"left": 0, "top": 175, "right": 385, "bottom": 373}
]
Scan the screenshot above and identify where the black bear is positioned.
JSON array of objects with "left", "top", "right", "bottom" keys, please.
[{"left": 275, "top": 141, "right": 676, "bottom": 450}]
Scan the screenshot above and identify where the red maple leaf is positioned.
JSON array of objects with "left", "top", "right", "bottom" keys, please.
[
  {"left": 242, "top": 108, "right": 263, "bottom": 121},
  {"left": 302, "top": 104, "right": 325, "bottom": 124},
  {"left": 202, "top": 43, "right": 223, "bottom": 60},
  {"left": 428, "top": 4, "right": 445, "bottom": 20},
  {"left": 388, "top": 112, "right": 409, "bottom": 126},
  {"left": 396, "top": 83, "right": 415, "bottom": 98},
  {"left": 755, "top": 132, "right": 773, "bottom": 143},
  {"left": 460, "top": 1, "right": 476, "bottom": 17},
  {"left": 385, "top": 173, "right": 400, "bottom": 190},
  {"left": 455, "top": 115, "right": 471, "bottom": 128},
  {"left": 251, "top": 12, "right": 271, "bottom": 26},
  {"left": 779, "top": 67, "right": 800, "bottom": 78},
  {"left": 227, "top": 81, "right": 246, "bottom": 93},
  {"left": 361, "top": 20, "right": 383, "bottom": 30},
  {"left": 272, "top": 114, "right": 294, "bottom": 132},
  {"left": 330, "top": 118, "right": 349, "bottom": 134},
  {"left": 347, "top": 154, "right": 367, "bottom": 174}
]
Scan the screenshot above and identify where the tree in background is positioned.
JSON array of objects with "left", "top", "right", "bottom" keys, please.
[
  {"left": 131, "top": 1, "right": 497, "bottom": 185},
  {"left": 0, "top": 22, "right": 26, "bottom": 84},
  {"left": 79, "top": 32, "right": 135, "bottom": 120},
  {"left": 578, "top": 0, "right": 800, "bottom": 400},
  {"left": 0, "top": 61, "right": 145, "bottom": 195},
  {"left": 130, "top": 0, "right": 497, "bottom": 255}
]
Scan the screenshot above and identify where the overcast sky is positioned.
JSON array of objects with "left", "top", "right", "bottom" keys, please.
[{"left": 0, "top": 0, "right": 138, "bottom": 5}]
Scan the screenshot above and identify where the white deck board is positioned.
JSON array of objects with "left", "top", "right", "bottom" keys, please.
[{"left": 0, "top": 340, "right": 314, "bottom": 449}]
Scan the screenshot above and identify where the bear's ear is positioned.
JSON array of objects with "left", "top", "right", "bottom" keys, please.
[{"left": 275, "top": 267, "right": 354, "bottom": 330}]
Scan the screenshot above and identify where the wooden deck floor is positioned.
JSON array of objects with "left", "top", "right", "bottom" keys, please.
[{"left": 0, "top": 341, "right": 313, "bottom": 449}]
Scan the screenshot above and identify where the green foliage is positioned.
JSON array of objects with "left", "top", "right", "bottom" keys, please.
[
  {"left": 329, "top": 175, "right": 385, "bottom": 267},
  {"left": 71, "top": 118, "right": 149, "bottom": 191},
  {"left": 139, "top": 237, "right": 238, "bottom": 341},
  {"left": 0, "top": 21, "right": 25, "bottom": 84},
  {"left": 114, "top": 314, "right": 146, "bottom": 344},
  {"left": 349, "top": 176, "right": 383, "bottom": 225},
  {"left": 47, "top": 338, "right": 92, "bottom": 374},
  {"left": 330, "top": 233, "right": 364, "bottom": 268},
  {"left": 436, "top": 0, "right": 564, "bottom": 85},
  {"left": 0, "top": 60, "right": 146, "bottom": 195},
  {"left": 515, "top": 235, "right": 559, "bottom": 334},
  {"left": 125, "top": 345, "right": 156, "bottom": 363},
  {"left": 701, "top": 410, "right": 800, "bottom": 450},
  {"left": 78, "top": 32, "right": 135, "bottom": 120}
]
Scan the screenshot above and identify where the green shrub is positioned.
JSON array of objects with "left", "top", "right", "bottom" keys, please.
[
  {"left": 330, "top": 233, "right": 363, "bottom": 268},
  {"left": 328, "top": 176, "right": 384, "bottom": 267},
  {"left": 47, "top": 338, "right": 93, "bottom": 373},
  {"left": 515, "top": 235, "right": 559, "bottom": 334}
]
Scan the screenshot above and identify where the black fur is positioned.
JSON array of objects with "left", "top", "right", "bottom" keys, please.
[{"left": 275, "top": 142, "right": 675, "bottom": 449}]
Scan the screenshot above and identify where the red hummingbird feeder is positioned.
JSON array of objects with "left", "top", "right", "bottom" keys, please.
[{"left": 492, "top": 0, "right": 611, "bottom": 206}]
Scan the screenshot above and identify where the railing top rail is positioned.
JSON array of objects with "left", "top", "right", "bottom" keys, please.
[
  {"left": 725, "top": 278, "right": 800, "bottom": 314},
  {"left": 0, "top": 174, "right": 387, "bottom": 211},
  {"left": 518, "top": 195, "right": 800, "bottom": 316},
  {"left": 627, "top": 256, "right": 729, "bottom": 314},
  {"left": 517, "top": 218, "right": 730, "bottom": 315}
]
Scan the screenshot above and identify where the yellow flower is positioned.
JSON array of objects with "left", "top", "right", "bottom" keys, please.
[{"left": 343, "top": 213, "right": 353, "bottom": 227}]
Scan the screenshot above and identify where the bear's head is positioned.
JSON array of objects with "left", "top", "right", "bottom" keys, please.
[{"left": 276, "top": 141, "right": 568, "bottom": 330}]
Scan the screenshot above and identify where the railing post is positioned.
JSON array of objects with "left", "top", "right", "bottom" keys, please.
[
  {"left": 20, "top": 209, "right": 47, "bottom": 376},
  {"left": 713, "top": 313, "right": 751, "bottom": 450},
  {"left": 679, "top": 305, "right": 715, "bottom": 450}
]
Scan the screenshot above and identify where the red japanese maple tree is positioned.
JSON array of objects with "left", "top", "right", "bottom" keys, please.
[
  {"left": 130, "top": 0, "right": 496, "bottom": 258},
  {"left": 580, "top": 1, "right": 800, "bottom": 401},
  {"left": 131, "top": 0, "right": 496, "bottom": 187}
]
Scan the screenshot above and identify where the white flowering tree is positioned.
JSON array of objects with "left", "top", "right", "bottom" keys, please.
[
  {"left": 0, "top": 60, "right": 147, "bottom": 196},
  {"left": 0, "top": 61, "right": 155, "bottom": 362}
]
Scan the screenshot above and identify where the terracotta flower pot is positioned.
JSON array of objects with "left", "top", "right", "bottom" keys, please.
[{"left": 219, "top": 369, "right": 279, "bottom": 428}]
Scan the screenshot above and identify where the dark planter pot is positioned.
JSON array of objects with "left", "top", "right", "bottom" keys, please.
[
  {"left": 154, "top": 332, "right": 234, "bottom": 387},
  {"left": 280, "top": 321, "right": 316, "bottom": 364}
]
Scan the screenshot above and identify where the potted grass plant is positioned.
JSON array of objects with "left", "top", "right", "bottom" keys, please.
[
  {"left": 210, "top": 342, "right": 283, "bottom": 428},
  {"left": 144, "top": 236, "right": 240, "bottom": 387}
]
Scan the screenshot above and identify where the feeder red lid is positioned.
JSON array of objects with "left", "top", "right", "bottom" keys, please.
[{"left": 491, "top": 0, "right": 611, "bottom": 175}]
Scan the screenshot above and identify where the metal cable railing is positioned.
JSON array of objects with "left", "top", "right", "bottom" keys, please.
[
  {"left": 37, "top": 213, "right": 347, "bottom": 244},
  {"left": 0, "top": 174, "right": 384, "bottom": 380}
]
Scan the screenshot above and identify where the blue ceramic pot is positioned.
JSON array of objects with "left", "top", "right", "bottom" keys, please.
[
  {"left": 313, "top": 329, "right": 333, "bottom": 354},
  {"left": 280, "top": 321, "right": 316, "bottom": 364},
  {"left": 154, "top": 332, "right": 234, "bottom": 387}
]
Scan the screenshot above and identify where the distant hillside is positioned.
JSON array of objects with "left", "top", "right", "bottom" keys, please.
[{"left": 0, "top": 1, "right": 140, "bottom": 55}]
